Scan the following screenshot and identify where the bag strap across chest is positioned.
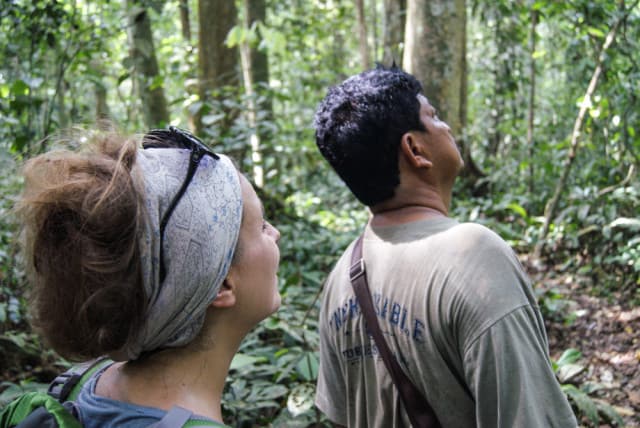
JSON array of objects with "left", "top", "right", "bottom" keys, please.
[{"left": 350, "top": 234, "right": 441, "bottom": 428}]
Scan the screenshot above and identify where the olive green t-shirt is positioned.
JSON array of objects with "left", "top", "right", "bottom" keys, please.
[{"left": 316, "top": 218, "right": 577, "bottom": 427}]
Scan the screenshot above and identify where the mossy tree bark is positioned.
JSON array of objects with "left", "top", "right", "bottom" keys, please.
[
  {"left": 382, "top": 0, "right": 406, "bottom": 66},
  {"left": 126, "top": 0, "right": 169, "bottom": 129},
  {"left": 403, "top": 0, "right": 484, "bottom": 184},
  {"left": 240, "top": 0, "right": 272, "bottom": 187},
  {"left": 179, "top": 0, "right": 191, "bottom": 42},
  {"left": 197, "top": 0, "right": 239, "bottom": 138},
  {"left": 355, "top": 0, "right": 371, "bottom": 70}
]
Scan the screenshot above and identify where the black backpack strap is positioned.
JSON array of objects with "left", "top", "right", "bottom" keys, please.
[
  {"left": 48, "top": 357, "right": 111, "bottom": 402},
  {"left": 14, "top": 406, "right": 61, "bottom": 428},
  {"left": 147, "top": 406, "right": 193, "bottom": 428}
]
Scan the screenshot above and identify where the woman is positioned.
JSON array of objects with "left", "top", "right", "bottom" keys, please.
[{"left": 17, "top": 127, "right": 281, "bottom": 427}]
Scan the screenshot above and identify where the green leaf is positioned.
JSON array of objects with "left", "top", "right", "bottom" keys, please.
[
  {"left": 628, "top": 126, "right": 636, "bottom": 137},
  {"left": 609, "top": 217, "right": 640, "bottom": 230},
  {"left": 254, "top": 384, "right": 288, "bottom": 400},
  {"left": 230, "top": 353, "right": 266, "bottom": 370},
  {"left": 1, "top": 83, "right": 11, "bottom": 98},
  {"left": 595, "top": 399, "right": 624, "bottom": 426},
  {"left": 225, "top": 25, "right": 244, "bottom": 47},
  {"left": 295, "top": 351, "right": 319, "bottom": 381},
  {"left": 187, "top": 101, "right": 204, "bottom": 116},
  {"left": 0, "top": 380, "right": 49, "bottom": 407},
  {"left": 11, "top": 80, "right": 29, "bottom": 96},
  {"left": 117, "top": 73, "right": 130, "bottom": 85},
  {"left": 201, "top": 113, "right": 224, "bottom": 126},
  {"left": 532, "top": 49, "right": 546, "bottom": 59},
  {"left": 555, "top": 348, "right": 582, "bottom": 368},
  {"left": 556, "top": 363, "right": 584, "bottom": 383},
  {"left": 148, "top": 75, "right": 164, "bottom": 90},
  {"left": 506, "top": 202, "right": 527, "bottom": 219},
  {"left": 562, "top": 384, "right": 599, "bottom": 425},
  {"left": 586, "top": 27, "right": 605, "bottom": 38}
]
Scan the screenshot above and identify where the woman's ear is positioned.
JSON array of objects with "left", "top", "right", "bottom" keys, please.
[
  {"left": 211, "top": 276, "right": 237, "bottom": 308},
  {"left": 400, "top": 133, "right": 432, "bottom": 169}
]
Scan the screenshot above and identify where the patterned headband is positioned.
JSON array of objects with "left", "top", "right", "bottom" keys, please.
[{"left": 111, "top": 147, "right": 243, "bottom": 361}]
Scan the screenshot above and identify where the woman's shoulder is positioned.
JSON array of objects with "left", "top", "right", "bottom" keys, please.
[{"left": 74, "top": 367, "right": 227, "bottom": 428}]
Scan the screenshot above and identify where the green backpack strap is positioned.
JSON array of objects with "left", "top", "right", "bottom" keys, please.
[
  {"left": 0, "top": 358, "right": 112, "bottom": 428},
  {"left": 0, "top": 392, "right": 81, "bottom": 428},
  {"left": 1, "top": 359, "right": 224, "bottom": 428},
  {"left": 183, "top": 420, "right": 228, "bottom": 427}
]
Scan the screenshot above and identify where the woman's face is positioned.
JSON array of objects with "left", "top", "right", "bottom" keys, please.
[{"left": 229, "top": 174, "right": 281, "bottom": 325}]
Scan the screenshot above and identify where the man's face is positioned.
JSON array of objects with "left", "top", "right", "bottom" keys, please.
[{"left": 415, "top": 94, "right": 464, "bottom": 175}]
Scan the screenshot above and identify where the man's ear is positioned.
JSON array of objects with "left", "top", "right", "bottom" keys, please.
[
  {"left": 400, "top": 132, "right": 432, "bottom": 169},
  {"left": 211, "top": 276, "right": 237, "bottom": 308}
]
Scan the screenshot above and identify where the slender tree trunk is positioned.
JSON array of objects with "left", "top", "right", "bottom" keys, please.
[
  {"left": 526, "top": 10, "right": 538, "bottom": 195},
  {"left": 197, "top": 0, "right": 239, "bottom": 137},
  {"left": 536, "top": 17, "right": 623, "bottom": 256},
  {"left": 372, "top": 0, "right": 378, "bottom": 62},
  {"left": 355, "top": 0, "right": 371, "bottom": 69},
  {"left": 487, "top": 19, "right": 503, "bottom": 157},
  {"left": 241, "top": 0, "right": 271, "bottom": 187},
  {"left": 57, "top": 79, "right": 69, "bottom": 129},
  {"left": 179, "top": 0, "right": 191, "bottom": 41},
  {"left": 247, "top": 0, "right": 269, "bottom": 93},
  {"left": 126, "top": 0, "right": 170, "bottom": 128},
  {"left": 382, "top": 0, "right": 406, "bottom": 65},
  {"left": 95, "top": 82, "right": 110, "bottom": 121}
]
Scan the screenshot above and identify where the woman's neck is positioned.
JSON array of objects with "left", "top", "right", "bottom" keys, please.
[{"left": 96, "top": 330, "right": 242, "bottom": 422}]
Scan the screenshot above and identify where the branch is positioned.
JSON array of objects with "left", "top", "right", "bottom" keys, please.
[
  {"left": 534, "top": 4, "right": 634, "bottom": 257},
  {"left": 597, "top": 164, "right": 636, "bottom": 197}
]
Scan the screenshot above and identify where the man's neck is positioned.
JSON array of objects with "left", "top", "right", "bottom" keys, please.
[{"left": 370, "top": 202, "right": 448, "bottom": 227}]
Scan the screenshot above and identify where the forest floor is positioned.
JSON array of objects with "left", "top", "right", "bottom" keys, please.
[{"left": 523, "top": 255, "right": 640, "bottom": 428}]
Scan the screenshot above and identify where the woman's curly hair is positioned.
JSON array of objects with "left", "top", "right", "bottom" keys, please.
[{"left": 17, "top": 131, "right": 148, "bottom": 361}]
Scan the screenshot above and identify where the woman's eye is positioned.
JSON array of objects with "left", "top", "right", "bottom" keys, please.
[{"left": 262, "top": 220, "right": 268, "bottom": 231}]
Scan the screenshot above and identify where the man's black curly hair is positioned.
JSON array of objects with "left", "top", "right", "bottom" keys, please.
[{"left": 314, "top": 66, "right": 425, "bottom": 206}]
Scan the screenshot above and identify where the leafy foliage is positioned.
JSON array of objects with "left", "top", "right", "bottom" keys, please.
[{"left": 552, "top": 349, "right": 624, "bottom": 426}]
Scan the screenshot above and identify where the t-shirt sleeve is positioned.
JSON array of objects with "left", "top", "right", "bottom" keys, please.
[
  {"left": 315, "top": 295, "right": 348, "bottom": 426},
  {"left": 463, "top": 305, "right": 578, "bottom": 428}
]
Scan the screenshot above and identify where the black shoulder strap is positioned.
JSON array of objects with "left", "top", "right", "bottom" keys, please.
[
  {"left": 350, "top": 234, "right": 441, "bottom": 428},
  {"left": 47, "top": 358, "right": 110, "bottom": 402}
]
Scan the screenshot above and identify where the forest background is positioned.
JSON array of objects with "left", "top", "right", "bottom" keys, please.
[{"left": 0, "top": 0, "right": 639, "bottom": 426}]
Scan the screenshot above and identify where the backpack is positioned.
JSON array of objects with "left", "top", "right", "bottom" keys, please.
[{"left": 0, "top": 359, "right": 223, "bottom": 428}]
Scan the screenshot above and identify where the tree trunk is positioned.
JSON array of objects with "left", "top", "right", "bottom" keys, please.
[
  {"left": 487, "top": 19, "right": 503, "bottom": 157},
  {"left": 57, "top": 79, "right": 69, "bottom": 129},
  {"left": 355, "top": 0, "right": 371, "bottom": 70},
  {"left": 403, "top": 0, "right": 483, "bottom": 184},
  {"left": 241, "top": 0, "right": 272, "bottom": 187},
  {"left": 179, "top": 0, "right": 191, "bottom": 42},
  {"left": 95, "top": 82, "right": 110, "bottom": 122},
  {"left": 526, "top": 10, "right": 538, "bottom": 195},
  {"left": 197, "top": 0, "right": 239, "bottom": 137},
  {"left": 126, "top": 1, "right": 170, "bottom": 128},
  {"left": 382, "top": 0, "right": 406, "bottom": 65}
]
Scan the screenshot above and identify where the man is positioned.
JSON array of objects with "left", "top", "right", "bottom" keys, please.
[{"left": 313, "top": 67, "right": 577, "bottom": 427}]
